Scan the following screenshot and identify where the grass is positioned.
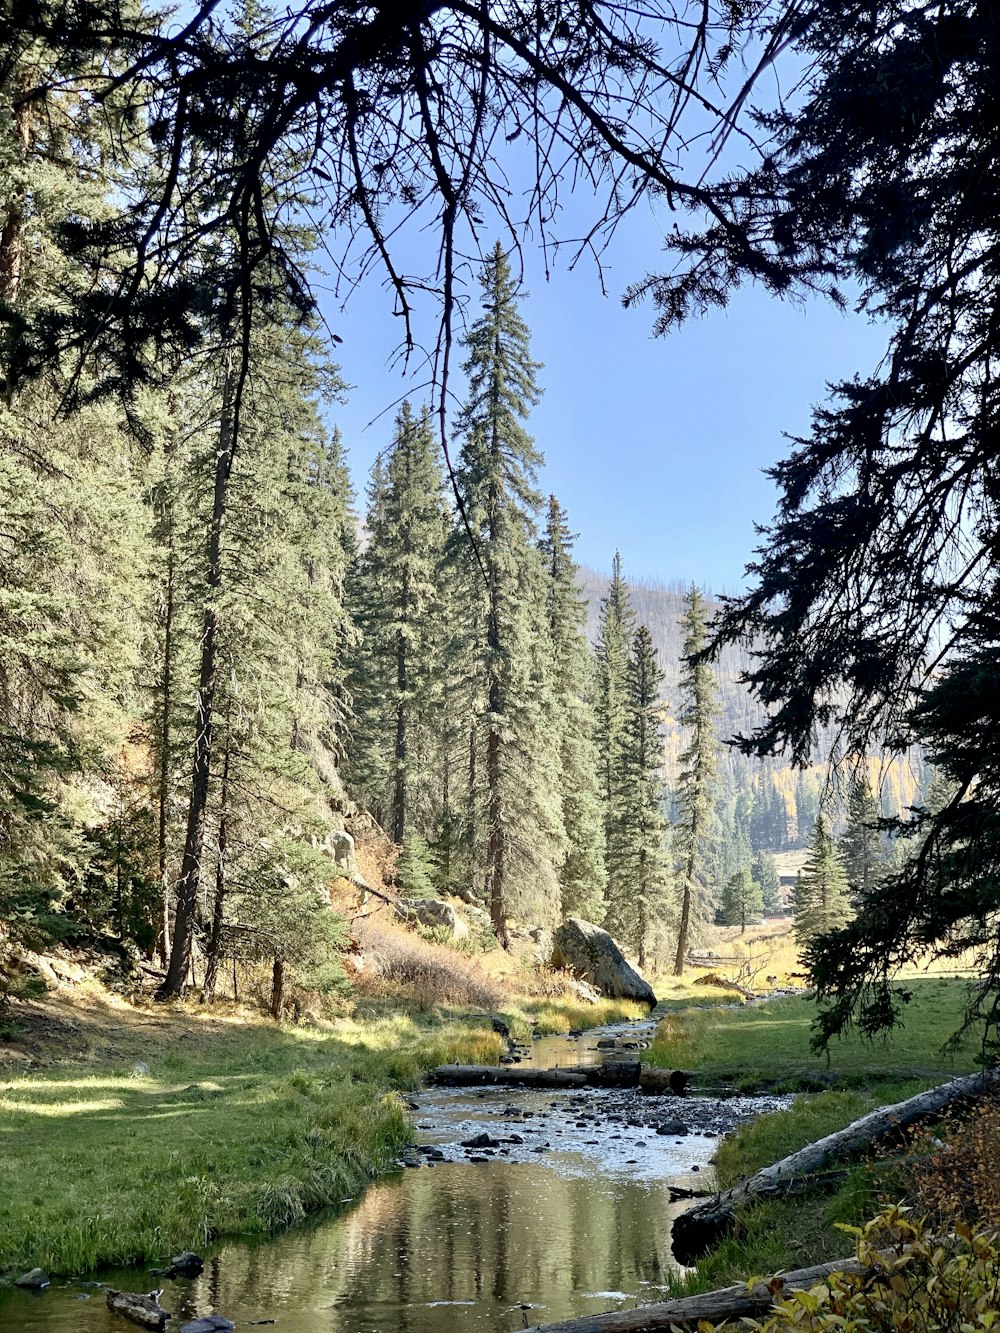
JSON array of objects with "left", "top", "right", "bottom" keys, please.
[
  {"left": 654, "top": 975, "right": 988, "bottom": 1293},
  {"left": 0, "top": 1008, "right": 504, "bottom": 1277},
  {"left": 644, "top": 975, "right": 981, "bottom": 1091}
]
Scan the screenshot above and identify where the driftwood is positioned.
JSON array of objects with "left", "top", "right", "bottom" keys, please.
[
  {"left": 523, "top": 1255, "right": 870, "bottom": 1332},
  {"left": 428, "top": 1062, "right": 686, "bottom": 1091},
  {"left": 673, "top": 1067, "right": 1000, "bottom": 1262},
  {"left": 106, "top": 1290, "right": 171, "bottom": 1330}
]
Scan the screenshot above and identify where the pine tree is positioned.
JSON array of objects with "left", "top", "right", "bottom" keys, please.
[
  {"left": 794, "top": 813, "right": 851, "bottom": 955},
  {"left": 720, "top": 867, "right": 763, "bottom": 934},
  {"left": 452, "top": 242, "right": 564, "bottom": 943},
  {"left": 752, "top": 851, "right": 781, "bottom": 916},
  {"left": 348, "top": 403, "right": 449, "bottom": 841},
  {"left": 841, "top": 768, "right": 885, "bottom": 903},
  {"left": 673, "top": 585, "right": 719, "bottom": 975},
  {"left": 539, "top": 496, "right": 606, "bottom": 922},
  {"left": 612, "top": 624, "right": 667, "bottom": 967},
  {"left": 595, "top": 551, "right": 636, "bottom": 931}
]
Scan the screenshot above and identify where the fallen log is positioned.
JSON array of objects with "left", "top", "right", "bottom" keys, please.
[
  {"left": 106, "top": 1290, "right": 171, "bottom": 1330},
  {"left": 428, "top": 1065, "right": 589, "bottom": 1088},
  {"left": 522, "top": 1255, "right": 870, "bottom": 1332},
  {"left": 673, "top": 1067, "right": 1000, "bottom": 1262},
  {"left": 638, "top": 1066, "right": 690, "bottom": 1095}
]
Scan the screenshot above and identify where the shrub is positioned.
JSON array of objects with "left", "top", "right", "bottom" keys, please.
[
  {"left": 352, "top": 915, "right": 506, "bottom": 1011},
  {"left": 744, "top": 1208, "right": 1000, "bottom": 1333}
]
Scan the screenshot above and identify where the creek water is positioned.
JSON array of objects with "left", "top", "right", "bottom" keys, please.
[{"left": 0, "top": 1020, "right": 786, "bottom": 1333}]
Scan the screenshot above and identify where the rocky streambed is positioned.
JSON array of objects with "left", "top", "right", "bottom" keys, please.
[{"left": 0, "top": 1020, "right": 789, "bottom": 1333}]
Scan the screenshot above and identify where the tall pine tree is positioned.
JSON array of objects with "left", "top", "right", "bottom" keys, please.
[
  {"left": 452, "top": 243, "right": 564, "bottom": 943},
  {"left": 539, "top": 496, "right": 606, "bottom": 922},
  {"left": 595, "top": 551, "right": 636, "bottom": 933},
  {"left": 674, "top": 585, "right": 719, "bottom": 974}
]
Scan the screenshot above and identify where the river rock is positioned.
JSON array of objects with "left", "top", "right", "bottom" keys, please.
[
  {"left": 180, "top": 1319, "right": 235, "bottom": 1333},
  {"left": 14, "top": 1268, "right": 49, "bottom": 1289},
  {"left": 106, "top": 1290, "right": 170, "bottom": 1330},
  {"left": 396, "top": 897, "right": 469, "bottom": 940},
  {"left": 656, "top": 1119, "right": 689, "bottom": 1136},
  {"left": 550, "top": 917, "right": 656, "bottom": 1007},
  {"left": 169, "top": 1250, "right": 204, "bottom": 1276}
]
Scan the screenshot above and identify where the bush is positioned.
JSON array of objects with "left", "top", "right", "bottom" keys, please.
[
  {"left": 352, "top": 915, "right": 506, "bottom": 1011},
  {"left": 743, "top": 1208, "right": 1000, "bottom": 1333}
]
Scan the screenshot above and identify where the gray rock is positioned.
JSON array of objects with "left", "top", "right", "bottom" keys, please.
[
  {"left": 169, "top": 1250, "right": 204, "bottom": 1276},
  {"left": 14, "top": 1268, "right": 49, "bottom": 1289},
  {"left": 550, "top": 917, "right": 657, "bottom": 1007},
  {"left": 656, "top": 1120, "right": 689, "bottom": 1136},
  {"left": 180, "top": 1319, "right": 235, "bottom": 1333},
  {"left": 396, "top": 897, "right": 468, "bottom": 940}
]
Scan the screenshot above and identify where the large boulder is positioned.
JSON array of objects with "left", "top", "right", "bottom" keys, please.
[
  {"left": 397, "top": 897, "right": 469, "bottom": 940},
  {"left": 550, "top": 917, "right": 656, "bottom": 1008}
]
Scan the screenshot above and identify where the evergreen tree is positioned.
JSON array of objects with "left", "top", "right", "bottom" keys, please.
[
  {"left": 840, "top": 768, "right": 885, "bottom": 903},
  {"left": 793, "top": 813, "right": 851, "bottom": 955},
  {"left": 611, "top": 624, "right": 667, "bottom": 967},
  {"left": 595, "top": 551, "right": 636, "bottom": 930},
  {"left": 452, "top": 242, "right": 564, "bottom": 943},
  {"left": 752, "top": 851, "right": 781, "bottom": 916},
  {"left": 720, "top": 867, "right": 763, "bottom": 934},
  {"left": 347, "top": 403, "right": 449, "bottom": 841},
  {"left": 673, "top": 585, "right": 719, "bottom": 975},
  {"left": 539, "top": 496, "right": 606, "bottom": 922}
]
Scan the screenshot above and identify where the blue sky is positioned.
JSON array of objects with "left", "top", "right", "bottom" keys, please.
[{"left": 319, "top": 204, "right": 888, "bottom": 596}]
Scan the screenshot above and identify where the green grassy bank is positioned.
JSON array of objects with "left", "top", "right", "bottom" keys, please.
[
  {"left": 652, "top": 977, "right": 983, "bottom": 1291},
  {"left": 645, "top": 975, "right": 980, "bottom": 1091},
  {"left": 0, "top": 990, "right": 645, "bottom": 1278}
]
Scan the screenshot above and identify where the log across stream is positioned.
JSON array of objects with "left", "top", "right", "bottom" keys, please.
[{"left": 0, "top": 1019, "right": 791, "bottom": 1333}]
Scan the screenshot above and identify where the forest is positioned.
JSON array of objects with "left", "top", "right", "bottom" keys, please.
[{"left": 3, "top": 1, "right": 1000, "bottom": 1330}]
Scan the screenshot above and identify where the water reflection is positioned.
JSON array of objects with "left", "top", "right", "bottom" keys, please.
[{"left": 0, "top": 1153, "right": 704, "bottom": 1333}]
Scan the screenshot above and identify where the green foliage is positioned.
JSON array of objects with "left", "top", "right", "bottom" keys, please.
[
  {"left": 742, "top": 1209, "right": 1000, "bottom": 1333},
  {"left": 396, "top": 830, "right": 437, "bottom": 900},
  {"left": 720, "top": 866, "right": 763, "bottom": 932},
  {"left": 673, "top": 584, "right": 719, "bottom": 972},
  {"left": 794, "top": 813, "right": 852, "bottom": 956},
  {"left": 450, "top": 243, "right": 566, "bottom": 938},
  {"left": 347, "top": 402, "right": 449, "bottom": 842},
  {"left": 607, "top": 623, "right": 669, "bottom": 966},
  {"left": 539, "top": 495, "right": 606, "bottom": 922},
  {"left": 754, "top": 851, "right": 782, "bottom": 915}
]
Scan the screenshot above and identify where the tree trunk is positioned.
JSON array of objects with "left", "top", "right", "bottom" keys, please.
[
  {"left": 392, "top": 622, "right": 407, "bottom": 843},
  {"left": 270, "top": 957, "right": 285, "bottom": 1019},
  {"left": 157, "top": 360, "right": 235, "bottom": 1000},
  {"left": 521, "top": 1256, "right": 874, "bottom": 1333},
  {"left": 0, "top": 76, "right": 31, "bottom": 308},
  {"left": 155, "top": 478, "right": 176, "bottom": 967},
  {"left": 673, "top": 1068, "right": 1000, "bottom": 1262},
  {"left": 201, "top": 736, "right": 230, "bottom": 1003},
  {"left": 673, "top": 823, "right": 697, "bottom": 976}
]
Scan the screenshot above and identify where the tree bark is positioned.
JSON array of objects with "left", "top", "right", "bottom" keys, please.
[
  {"left": 672, "top": 1068, "right": 1000, "bottom": 1262},
  {"left": 157, "top": 359, "right": 235, "bottom": 1000},
  {"left": 521, "top": 1256, "right": 873, "bottom": 1333},
  {"left": 270, "top": 957, "right": 285, "bottom": 1019},
  {"left": 674, "top": 799, "right": 704, "bottom": 981},
  {"left": 201, "top": 735, "right": 231, "bottom": 1003},
  {"left": 155, "top": 444, "right": 177, "bottom": 967}
]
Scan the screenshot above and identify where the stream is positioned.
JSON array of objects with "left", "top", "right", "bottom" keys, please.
[{"left": 0, "top": 1020, "right": 789, "bottom": 1333}]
